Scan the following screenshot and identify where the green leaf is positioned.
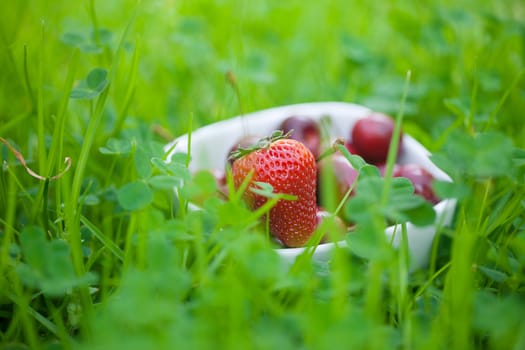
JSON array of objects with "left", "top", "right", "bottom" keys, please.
[
  {"left": 386, "top": 178, "right": 435, "bottom": 226},
  {"left": 61, "top": 32, "right": 85, "bottom": 46},
  {"left": 17, "top": 226, "right": 97, "bottom": 296},
  {"left": 250, "top": 182, "right": 274, "bottom": 197},
  {"left": 131, "top": 141, "right": 166, "bottom": 179},
  {"left": 151, "top": 157, "right": 171, "bottom": 173},
  {"left": 473, "top": 291, "right": 524, "bottom": 342},
  {"left": 389, "top": 177, "right": 416, "bottom": 199},
  {"left": 94, "top": 28, "right": 113, "bottom": 45},
  {"left": 345, "top": 177, "right": 382, "bottom": 224},
  {"left": 402, "top": 202, "right": 436, "bottom": 226},
  {"left": 150, "top": 219, "right": 195, "bottom": 242},
  {"left": 513, "top": 148, "right": 525, "bottom": 167},
  {"left": 433, "top": 180, "right": 471, "bottom": 200},
  {"left": 83, "top": 194, "right": 100, "bottom": 206},
  {"left": 340, "top": 34, "right": 372, "bottom": 64},
  {"left": 167, "top": 152, "right": 189, "bottom": 165},
  {"left": 346, "top": 176, "right": 435, "bottom": 227},
  {"left": 443, "top": 97, "right": 470, "bottom": 119},
  {"left": 135, "top": 146, "right": 152, "bottom": 179},
  {"left": 80, "top": 43, "right": 103, "bottom": 54},
  {"left": 337, "top": 144, "right": 368, "bottom": 170},
  {"left": 117, "top": 181, "right": 153, "bottom": 211},
  {"left": 355, "top": 176, "right": 384, "bottom": 199},
  {"left": 148, "top": 175, "right": 180, "bottom": 190},
  {"left": 70, "top": 68, "right": 109, "bottom": 99},
  {"left": 346, "top": 225, "right": 392, "bottom": 261},
  {"left": 345, "top": 195, "right": 378, "bottom": 224},
  {"left": 19, "top": 226, "right": 47, "bottom": 273},
  {"left": 360, "top": 164, "right": 381, "bottom": 178},
  {"left": 151, "top": 156, "right": 191, "bottom": 183},
  {"left": 434, "top": 130, "right": 515, "bottom": 179},
  {"left": 250, "top": 181, "right": 296, "bottom": 200},
  {"left": 99, "top": 138, "right": 132, "bottom": 155},
  {"left": 476, "top": 265, "right": 509, "bottom": 283},
  {"left": 39, "top": 240, "right": 85, "bottom": 295},
  {"left": 86, "top": 68, "right": 108, "bottom": 90},
  {"left": 217, "top": 202, "right": 254, "bottom": 228},
  {"left": 470, "top": 132, "right": 515, "bottom": 177},
  {"left": 165, "top": 161, "right": 191, "bottom": 181}
]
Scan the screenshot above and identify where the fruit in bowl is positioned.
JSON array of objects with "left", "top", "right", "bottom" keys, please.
[
  {"left": 350, "top": 112, "right": 401, "bottom": 164},
  {"left": 277, "top": 115, "right": 322, "bottom": 158},
  {"left": 229, "top": 132, "right": 318, "bottom": 248},
  {"left": 165, "top": 102, "right": 456, "bottom": 270}
]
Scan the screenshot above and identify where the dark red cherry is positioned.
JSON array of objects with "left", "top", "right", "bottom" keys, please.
[
  {"left": 279, "top": 116, "right": 321, "bottom": 158},
  {"left": 351, "top": 113, "right": 402, "bottom": 164}
]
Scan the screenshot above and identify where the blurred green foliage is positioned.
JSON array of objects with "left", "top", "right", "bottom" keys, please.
[{"left": 1, "top": 1, "right": 525, "bottom": 349}]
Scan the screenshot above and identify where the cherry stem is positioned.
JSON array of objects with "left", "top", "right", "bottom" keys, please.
[{"left": 315, "top": 138, "right": 345, "bottom": 162}]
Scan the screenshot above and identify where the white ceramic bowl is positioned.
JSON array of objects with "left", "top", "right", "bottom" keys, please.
[{"left": 166, "top": 102, "right": 456, "bottom": 270}]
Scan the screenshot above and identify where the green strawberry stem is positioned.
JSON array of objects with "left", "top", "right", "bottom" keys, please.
[{"left": 228, "top": 130, "right": 293, "bottom": 161}]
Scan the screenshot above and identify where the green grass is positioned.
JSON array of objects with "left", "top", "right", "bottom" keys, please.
[{"left": 1, "top": 0, "right": 525, "bottom": 349}]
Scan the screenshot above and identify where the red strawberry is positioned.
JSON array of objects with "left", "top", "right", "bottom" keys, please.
[{"left": 230, "top": 132, "right": 317, "bottom": 247}]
